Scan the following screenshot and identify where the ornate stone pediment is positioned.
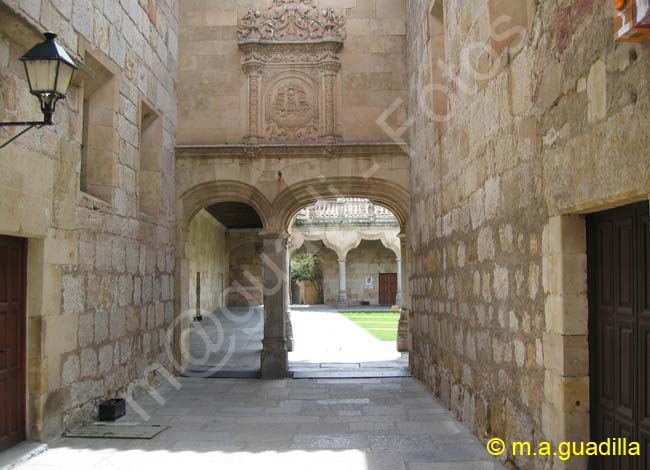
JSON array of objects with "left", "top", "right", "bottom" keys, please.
[
  {"left": 238, "top": 0, "right": 346, "bottom": 43},
  {"left": 238, "top": 1, "right": 346, "bottom": 145}
]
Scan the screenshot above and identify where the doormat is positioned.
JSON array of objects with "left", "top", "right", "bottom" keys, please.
[{"left": 65, "top": 423, "right": 169, "bottom": 439}]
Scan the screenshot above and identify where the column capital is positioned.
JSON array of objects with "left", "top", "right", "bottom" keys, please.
[
  {"left": 242, "top": 60, "right": 264, "bottom": 76},
  {"left": 258, "top": 230, "right": 290, "bottom": 241}
]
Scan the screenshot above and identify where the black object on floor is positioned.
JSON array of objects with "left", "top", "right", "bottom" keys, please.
[{"left": 98, "top": 398, "right": 126, "bottom": 421}]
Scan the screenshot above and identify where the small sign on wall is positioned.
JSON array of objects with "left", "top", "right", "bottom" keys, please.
[
  {"left": 615, "top": 0, "right": 650, "bottom": 42},
  {"left": 366, "top": 276, "right": 374, "bottom": 287}
]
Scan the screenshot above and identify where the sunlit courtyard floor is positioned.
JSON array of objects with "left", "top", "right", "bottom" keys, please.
[
  {"left": 13, "top": 377, "right": 502, "bottom": 470},
  {"left": 288, "top": 305, "right": 409, "bottom": 377}
]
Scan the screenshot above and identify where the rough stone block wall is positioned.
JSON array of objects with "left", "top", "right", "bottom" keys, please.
[
  {"left": 0, "top": 0, "right": 178, "bottom": 440},
  {"left": 406, "top": 0, "right": 650, "bottom": 468}
]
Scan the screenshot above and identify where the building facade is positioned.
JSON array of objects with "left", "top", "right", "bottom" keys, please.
[
  {"left": 406, "top": 1, "right": 650, "bottom": 469},
  {"left": 0, "top": 0, "right": 178, "bottom": 443}
]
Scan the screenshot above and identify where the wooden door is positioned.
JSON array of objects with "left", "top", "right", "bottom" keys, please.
[
  {"left": 379, "top": 273, "right": 397, "bottom": 305},
  {"left": 587, "top": 201, "right": 649, "bottom": 470},
  {"left": 0, "top": 236, "right": 26, "bottom": 451}
]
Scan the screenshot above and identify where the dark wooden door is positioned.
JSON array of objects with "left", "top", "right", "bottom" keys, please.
[
  {"left": 0, "top": 236, "right": 26, "bottom": 451},
  {"left": 587, "top": 201, "right": 649, "bottom": 470},
  {"left": 379, "top": 273, "right": 397, "bottom": 305}
]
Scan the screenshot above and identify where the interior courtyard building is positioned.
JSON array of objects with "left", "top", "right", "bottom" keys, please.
[{"left": 0, "top": 0, "right": 648, "bottom": 469}]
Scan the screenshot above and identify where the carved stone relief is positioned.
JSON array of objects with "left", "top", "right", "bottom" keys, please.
[
  {"left": 238, "top": 0, "right": 345, "bottom": 145},
  {"left": 265, "top": 73, "right": 319, "bottom": 140},
  {"left": 238, "top": 0, "right": 346, "bottom": 43}
]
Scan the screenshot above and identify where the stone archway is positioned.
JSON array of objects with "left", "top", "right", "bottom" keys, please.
[
  {"left": 272, "top": 177, "right": 410, "bottom": 232},
  {"left": 175, "top": 181, "right": 273, "bottom": 375},
  {"left": 178, "top": 180, "right": 273, "bottom": 232},
  {"left": 275, "top": 178, "right": 411, "bottom": 356},
  {"left": 175, "top": 146, "right": 411, "bottom": 377}
]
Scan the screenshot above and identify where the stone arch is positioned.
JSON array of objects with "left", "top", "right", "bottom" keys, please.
[
  {"left": 178, "top": 180, "right": 273, "bottom": 232},
  {"left": 174, "top": 180, "right": 273, "bottom": 372},
  {"left": 272, "top": 177, "right": 410, "bottom": 232}
]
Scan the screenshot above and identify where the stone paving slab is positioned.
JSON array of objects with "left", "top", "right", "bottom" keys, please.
[{"left": 11, "top": 377, "right": 502, "bottom": 470}]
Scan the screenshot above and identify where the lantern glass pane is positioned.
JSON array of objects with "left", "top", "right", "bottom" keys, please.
[
  {"left": 55, "top": 62, "right": 75, "bottom": 95},
  {"left": 24, "top": 59, "right": 58, "bottom": 93}
]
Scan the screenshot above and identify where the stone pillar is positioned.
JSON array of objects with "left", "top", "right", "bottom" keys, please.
[
  {"left": 337, "top": 257, "right": 348, "bottom": 308},
  {"left": 260, "top": 232, "right": 289, "bottom": 378},
  {"left": 285, "top": 248, "right": 293, "bottom": 352},
  {"left": 395, "top": 256, "right": 402, "bottom": 306},
  {"left": 397, "top": 233, "right": 410, "bottom": 352}
]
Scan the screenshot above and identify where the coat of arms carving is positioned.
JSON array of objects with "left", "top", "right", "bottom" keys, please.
[{"left": 238, "top": 0, "right": 345, "bottom": 145}]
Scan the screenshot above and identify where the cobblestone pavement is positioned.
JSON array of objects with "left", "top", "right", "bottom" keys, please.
[{"left": 14, "top": 377, "right": 502, "bottom": 470}]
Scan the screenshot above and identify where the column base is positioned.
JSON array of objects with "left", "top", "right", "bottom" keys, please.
[
  {"left": 285, "top": 316, "right": 294, "bottom": 352},
  {"left": 261, "top": 338, "right": 288, "bottom": 379},
  {"left": 337, "top": 291, "right": 348, "bottom": 309},
  {"left": 397, "top": 308, "right": 409, "bottom": 352}
]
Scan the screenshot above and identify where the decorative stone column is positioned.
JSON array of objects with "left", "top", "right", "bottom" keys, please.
[
  {"left": 396, "top": 233, "right": 410, "bottom": 352},
  {"left": 242, "top": 61, "right": 264, "bottom": 144},
  {"left": 395, "top": 256, "right": 402, "bottom": 306},
  {"left": 260, "top": 231, "right": 289, "bottom": 378},
  {"left": 337, "top": 257, "right": 348, "bottom": 308},
  {"left": 320, "top": 60, "right": 341, "bottom": 143}
]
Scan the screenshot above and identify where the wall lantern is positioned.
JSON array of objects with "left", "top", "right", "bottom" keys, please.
[{"left": 0, "top": 32, "right": 77, "bottom": 149}]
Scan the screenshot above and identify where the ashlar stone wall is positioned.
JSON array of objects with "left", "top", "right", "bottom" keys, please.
[
  {"left": 406, "top": 0, "right": 650, "bottom": 468},
  {"left": 0, "top": 0, "right": 178, "bottom": 440}
]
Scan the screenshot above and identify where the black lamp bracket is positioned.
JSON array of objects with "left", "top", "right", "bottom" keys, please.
[
  {"left": 0, "top": 121, "right": 51, "bottom": 150},
  {"left": 0, "top": 113, "right": 53, "bottom": 149}
]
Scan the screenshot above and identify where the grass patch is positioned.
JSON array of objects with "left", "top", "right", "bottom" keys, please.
[{"left": 340, "top": 311, "right": 400, "bottom": 341}]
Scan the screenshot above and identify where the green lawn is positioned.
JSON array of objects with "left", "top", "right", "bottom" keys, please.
[{"left": 340, "top": 311, "right": 400, "bottom": 341}]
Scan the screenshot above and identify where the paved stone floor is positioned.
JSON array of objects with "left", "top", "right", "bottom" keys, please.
[
  {"left": 13, "top": 377, "right": 502, "bottom": 470},
  {"left": 187, "top": 306, "right": 263, "bottom": 376}
]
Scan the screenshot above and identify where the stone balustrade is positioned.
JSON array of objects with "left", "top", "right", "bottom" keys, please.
[{"left": 294, "top": 199, "right": 399, "bottom": 226}]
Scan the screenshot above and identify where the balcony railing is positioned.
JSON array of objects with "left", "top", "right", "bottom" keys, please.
[{"left": 294, "top": 199, "right": 398, "bottom": 226}]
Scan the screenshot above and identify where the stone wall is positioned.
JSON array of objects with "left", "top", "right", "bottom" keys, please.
[
  {"left": 0, "top": 0, "right": 178, "bottom": 440},
  {"left": 406, "top": 0, "right": 650, "bottom": 468},
  {"left": 347, "top": 239, "right": 398, "bottom": 305},
  {"left": 294, "top": 239, "right": 397, "bottom": 305},
  {"left": 177, "top": 0, "right": 408, "bottom": 144},
  {"left": 187, "top": 210, "right": 228, "bottom": 314},
  {"left": 226, "top": 229, "right": 263, "bottom": 307}
]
